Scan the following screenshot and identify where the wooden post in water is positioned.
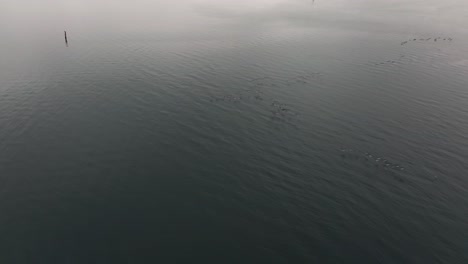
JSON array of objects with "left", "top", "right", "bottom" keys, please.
[{"left": 64, "top": 30, "right": 68, "bottom": 46}]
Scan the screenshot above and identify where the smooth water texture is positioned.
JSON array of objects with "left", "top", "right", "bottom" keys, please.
[{"left": 1, "top": 0, "right": 468, "bottom": 263}]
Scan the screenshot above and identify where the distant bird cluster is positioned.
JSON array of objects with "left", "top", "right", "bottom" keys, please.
[
  {"left": 208, "top": 72, "right": 324, "bottom": 127},
  {"left": 364, "top": 152, "right": 405, "bottom": 171},
  {"left": 375, "top": 60, "right": 396, "bottom": 66},
  {"left": 373, "top": 55, "right": 406, "bottom": 66},
  {"left": 208, "top": 77, "right": 269, "bottom": 103},
  {"left": 209, "top": 94, "right": 245, "bottom": 103},
  {"left": 208, "top": 91, "right": 299, "bottom": 126},
  {"left": 270, "top": 100, "right": 298, "bottom": 120},
  {"left": 339, "top": 148, "right": 408, "bottom": 182},
  {"left": 340, "top": 148, "right": 405, "bottom": 171},
  {"left": 373, "top": 35, "right": 455, "bottom": 66},
  {"left": 248, "top": 76, "right": 277, "bottom": 87},
  {"left": 286, "top": 72, "right": 324, "bottom": 85},
  {"left": 401, "top": 37, "right": 453, "bottom": 45}
]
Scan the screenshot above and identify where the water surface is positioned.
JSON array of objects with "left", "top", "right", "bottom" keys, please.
[{"left": 1, "top": 0, "right": 468, "bottom": 263}]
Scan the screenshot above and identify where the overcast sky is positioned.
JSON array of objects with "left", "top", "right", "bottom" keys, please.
[{"left": 1, "top": 0, "right": 467, "bottom": 36}]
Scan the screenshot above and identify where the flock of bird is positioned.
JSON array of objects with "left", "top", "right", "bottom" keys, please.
[
  {"left": 270, "top": 100, "right": 298, "bottom": 121},
  {"left": 400, "top": 37, "right": 453, "bottom": 45},
  {"left": 345, "top": 35, "right": 456, "bottom": 183},
  {"left": 374, "top": 36, "right": 454, "bottom": 66},
  {"left": 286, "top": 72, "right": 324, "bottom": 85},
  {"left": 207, "top": 71, "right": 419, "bottom": 183},
  {"left": 205, "top": 31, "right": 458, "bottom": 184},
  {"left": 339, "top": 148, "right": 408, "bottom": 182},
  {"left": 374, "top": 55, "right": 406, "bottom": 66},
  {"left": 208, "top": 73, "right": 323, "bottom": 125}
]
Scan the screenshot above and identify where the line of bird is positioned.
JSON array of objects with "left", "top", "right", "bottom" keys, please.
[
  {"left": 208, "top": 75, "right": 308, "bottom": 125},
  {"left": 401, "top": 37, "right": 453, "bottom": 45},
  {"left": 374, "top": 55, "right": 406, "bottom": 66},
  {"left": 209, "top": 93, "right": 298, "bottom": 122},
  {"left": 209, "top": 72, "right": 323, "bottom": 108},
  {"left": 247, "top": 73, "right": 324, "bottom": 88},
  {"left": 271, "top": 100, "right": 298, "bottom": 117},
  {"left": 339, "top": 148, "right": 406, "bottom": 172}
]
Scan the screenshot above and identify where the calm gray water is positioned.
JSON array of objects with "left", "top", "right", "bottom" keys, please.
[{"left": 1, "top": 0, "right": 468, "bottom": 263}]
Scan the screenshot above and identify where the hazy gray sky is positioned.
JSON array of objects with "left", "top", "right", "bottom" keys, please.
[{"left": 1, "top": 0, "right": 467, "bottom": 36}]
